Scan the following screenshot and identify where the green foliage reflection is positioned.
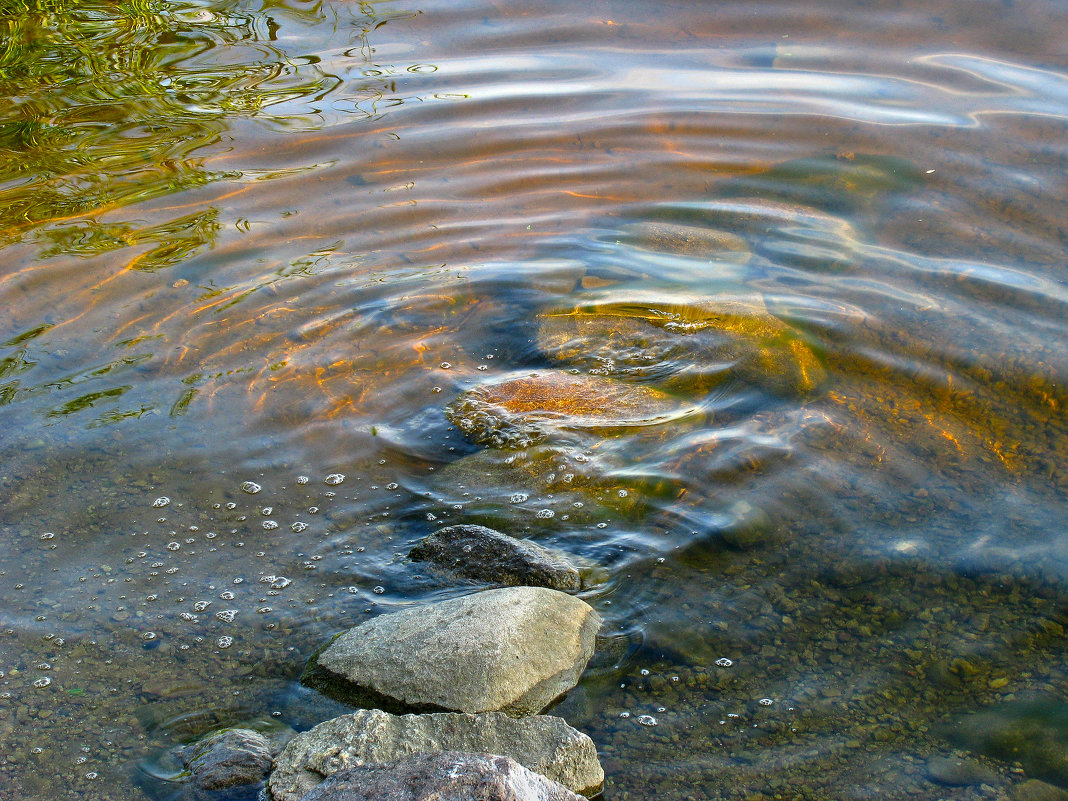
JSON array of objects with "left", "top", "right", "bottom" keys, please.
[{"left": 0, "top": 0, "right": 344, "bottom": 256}]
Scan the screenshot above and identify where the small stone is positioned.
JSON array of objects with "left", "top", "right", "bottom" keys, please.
[
  {"left": 267, "top": 709, "right": 603, "bottom": 801},
  {"left": 296, "top": 751, "right": 587, "bottom": 801},
  {"left": 181, "top": 728, "right": 272, "bottom": 792},
  {"left": 306, "top": 587, "right": 600, "bottom": 716},
  {"left": 409, "top": 524, "right": 582, "bottom": 592}
]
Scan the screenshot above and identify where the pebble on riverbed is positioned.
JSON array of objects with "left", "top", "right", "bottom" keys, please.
[{"left": 408, "top": 524, "right": 583, "bottom": 592}]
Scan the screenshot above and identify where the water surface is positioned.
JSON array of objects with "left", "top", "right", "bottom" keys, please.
[{"left": 1, "top": 0, "right": 1066, "bottom": 799}]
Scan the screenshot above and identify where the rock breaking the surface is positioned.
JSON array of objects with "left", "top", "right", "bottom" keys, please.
[
  {"left": 307, "top": 586, "right": 601, "bottom": 716},
  {"left": 409, "top": 524, "right": 582, "bottom": 592},
  {"left": 268, "top": 709, "right": 604, "bottom": 801},
  {"left": 181, "top": 727, "right": 273, "bottom": 792},
  {"left": 296, "top": 751, "right": 587, "bottom": 801}
]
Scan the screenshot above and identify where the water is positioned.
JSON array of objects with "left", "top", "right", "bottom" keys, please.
[{"left": 1, "top": 0, "right": 1066, "bottom": 798}]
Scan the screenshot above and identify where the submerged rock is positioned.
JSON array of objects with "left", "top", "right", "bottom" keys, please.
[
  {"left": 181, "top": 728, "right": 273, "bottom": 792},
  {"left": 296, "top": 751, "right": 587, "bottom": 801},
  {"left": 268, "top": 709, "right": 604, "bottom": 801},
  {"left": 1011, "top": 780, "right": 1068, "bottom": 801},
  {"left": 536, "top": 291, "right": 825, "bottom": 398},
  {"left": 305, "top": 586, "right": 600, "bottom": 716},
  {"left": 445, "top": 369, "right": 693, "bottom": 448},
  {"left": 409, "top": 524, "right": 582, "bottom": 592}
]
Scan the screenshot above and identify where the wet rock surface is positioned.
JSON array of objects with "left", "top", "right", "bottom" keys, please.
[
  {"left": 925, "top": 754, "right": 997, "bottom": 786},
  {"left": 1011, "top": 780, "right": 1068, "bottom": 801},
  {"left": 295, "top": 751, "right": 587, "bottom": 801},
  {"left": 268, "top": 709, "right": 604, "bottom": 801},
  {"left": 409, "top": 524, "right": 582, "bottom": 592},
  {"left": 445, "top": 369, "right": 693, "bottom": 448},
  {"left": 306, "top": 587, "right": 601, "bottom": 715},
  {"left": 181, "top": 728, "right": 273, "bottom": 792},
  {"left": 535, "top": 291, "right": 825, "bottom": 398}
]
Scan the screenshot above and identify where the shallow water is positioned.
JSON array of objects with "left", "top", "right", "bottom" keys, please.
[{"left": 0, "top": 0, "right": 1066, "bottom": 799}]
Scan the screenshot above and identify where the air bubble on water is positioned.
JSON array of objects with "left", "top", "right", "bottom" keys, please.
[
  {"left": 347, "top": 586, "right": 359, "bottom": 594},
  {"left": 74, "top": 756, "right": 87, "bottom": 764},
  {"left": 205, "top": 532, "right": 216, "bottom": 539},
  {"left": 257, "top": 607, "right": 271, "bottom": 614},
  {"left": 85, "top": 772, "right": 98, "bottom": 780},
  {"left": 596, "top": 522, "right": 608, "bottom": 529},
  {"left": 308, "top": 506, "right": 319, "bottom": 514},
  {"left": 657, "top": 707, "right": 666, "bottom": 713},
  {"left": 640, "top": 669, "right": 650, "bottom": 676},
  {"left": 439, "top": 362, "right": 451, "bottom": 369},
  {"left": 617, "top": 489, "right": 628, "bottom": 498},
  {"left": 31, "top": 747, "right": 42, "bottom": 754},
  {"left": 477, "top": 365, "right": 488, "bottom": 371},
  {"left": 509, "top": 493, "right": 529, "bottom": 504},
  {"left": 431, "top": 386, "right": 442, "bottom": 393},
  {"left": 260, "top": 507, "right": 273, "bottom": 516},
  {"left": 193, "top": 601, "right": 211, "bottom": 612},
  {"left": 296, "top": 475, "right": 309, "bottom": 485},
  {"left": 386, "top": 482, "right": 398, "bottom": 490},
  {"left": 157, "top": 517, "right": 166, "bottom": 524},
  {"left": 715, "top": 658, "right": 733, "bottom": 668},
  {"left": 40, "top": 532, "right": 54, "bottom": 540},
  {"left": 291, "top": 522, "right": 308, "bottom": 533},
  {"left": 217, "top": 636, "right": 233, "bottom": 649},
  {"left": 325, "top": 474, "right": 345, "bottom": 485},
  {"left": 233, "top": 577, "right": 243, "bottom": 584},
  {"left": 146, "top": 594, "right": 159, "bottom": 601},
  {"left": 372, "top": 586, "right": 385, "bottom": 594},
  {"left": 637, "top": 715, "right": 658, "bottom": 726},
  {"left": 216, "top": 610, "right": 237, "bottom": 623},
  {"left": 619, "top": 711, "right": 630, "bottom": 718},
  {"left": 271, "top": 577, "right": 291, "bottom": 589},
  {"left": 263, "top": 521, "right": 278, "bottom": 531},
  {"left": 34, "top": 662, "right": 51, "bottom": 671},
  {"left": 535, "top": 509, "right": 555, "bottom": 519},
  {"left": 166, "top": 542, "right": 180, "bottom": 551},
  {"left": 152, "top": 497, "right": 170, "bottom": 508},
  {"left": 141, "top": 632, "right": 156, "bottom": 641},
  {"left": 226, "top": 502, "right": 237, "bottom": 510},
  {"left": 179, "top": 612, "right": 197, "bottom": 622},
  {"left": 727, "top": 713, "right": 740, "bottom": 719},
  {"left": 759, "top": 698, "right": 774, "bottom": 706},
  {"left": 426, "top": 513, "right": 437, "bottom": 521},
  {"left": 213, "top": 503, "right": 221, "bottom": 509},
  {"left": 219, "top": 591, "right": 235, "bottom": 600},
  {"left": 241, "top": 482, "right": 261, "bottom": 494}
]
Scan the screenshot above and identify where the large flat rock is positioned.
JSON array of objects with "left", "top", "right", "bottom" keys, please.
[
  {"left": 307, "top": 587, "right": 600, "bottom": 716},
  {"left": 268, "top": 710, "right": 604, "bottom": 801},
  {"left": 296, "top": 751, "right": 587, "bottom": 801}
]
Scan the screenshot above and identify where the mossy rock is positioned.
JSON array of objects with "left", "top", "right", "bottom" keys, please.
[{"left": 536, "top": 291, "right": 826, "bottom": 398}]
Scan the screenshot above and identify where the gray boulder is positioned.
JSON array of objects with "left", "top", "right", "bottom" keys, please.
[
  {"left": 409, "top": 524, "right": 582, "bottom": 592},
  {"left": 181, "top": 727, "right": 272, "bottom": 792},
  {"left": 297, "top": 751, "right": 587, "bottom": 801},
  {"left": 307, "top": 587, "right": 600, "bottom": 716},
  {"left": 268, "top": 709, "right": 604, "bottom": 801}
]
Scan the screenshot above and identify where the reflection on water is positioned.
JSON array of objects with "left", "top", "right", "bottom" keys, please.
[{"left": 0, "top": 0, "right": 1067, "bottom": 799}]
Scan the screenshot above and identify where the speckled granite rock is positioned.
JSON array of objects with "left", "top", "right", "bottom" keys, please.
[
  {"left": 307, "top": 586, "right": 600, "bottom": 715},
  {"left": 296, "top": 751, "right": 587, "bottom": 801},
  {"left": 268, "top": 709, "right": 603, "bottom": 801}
]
